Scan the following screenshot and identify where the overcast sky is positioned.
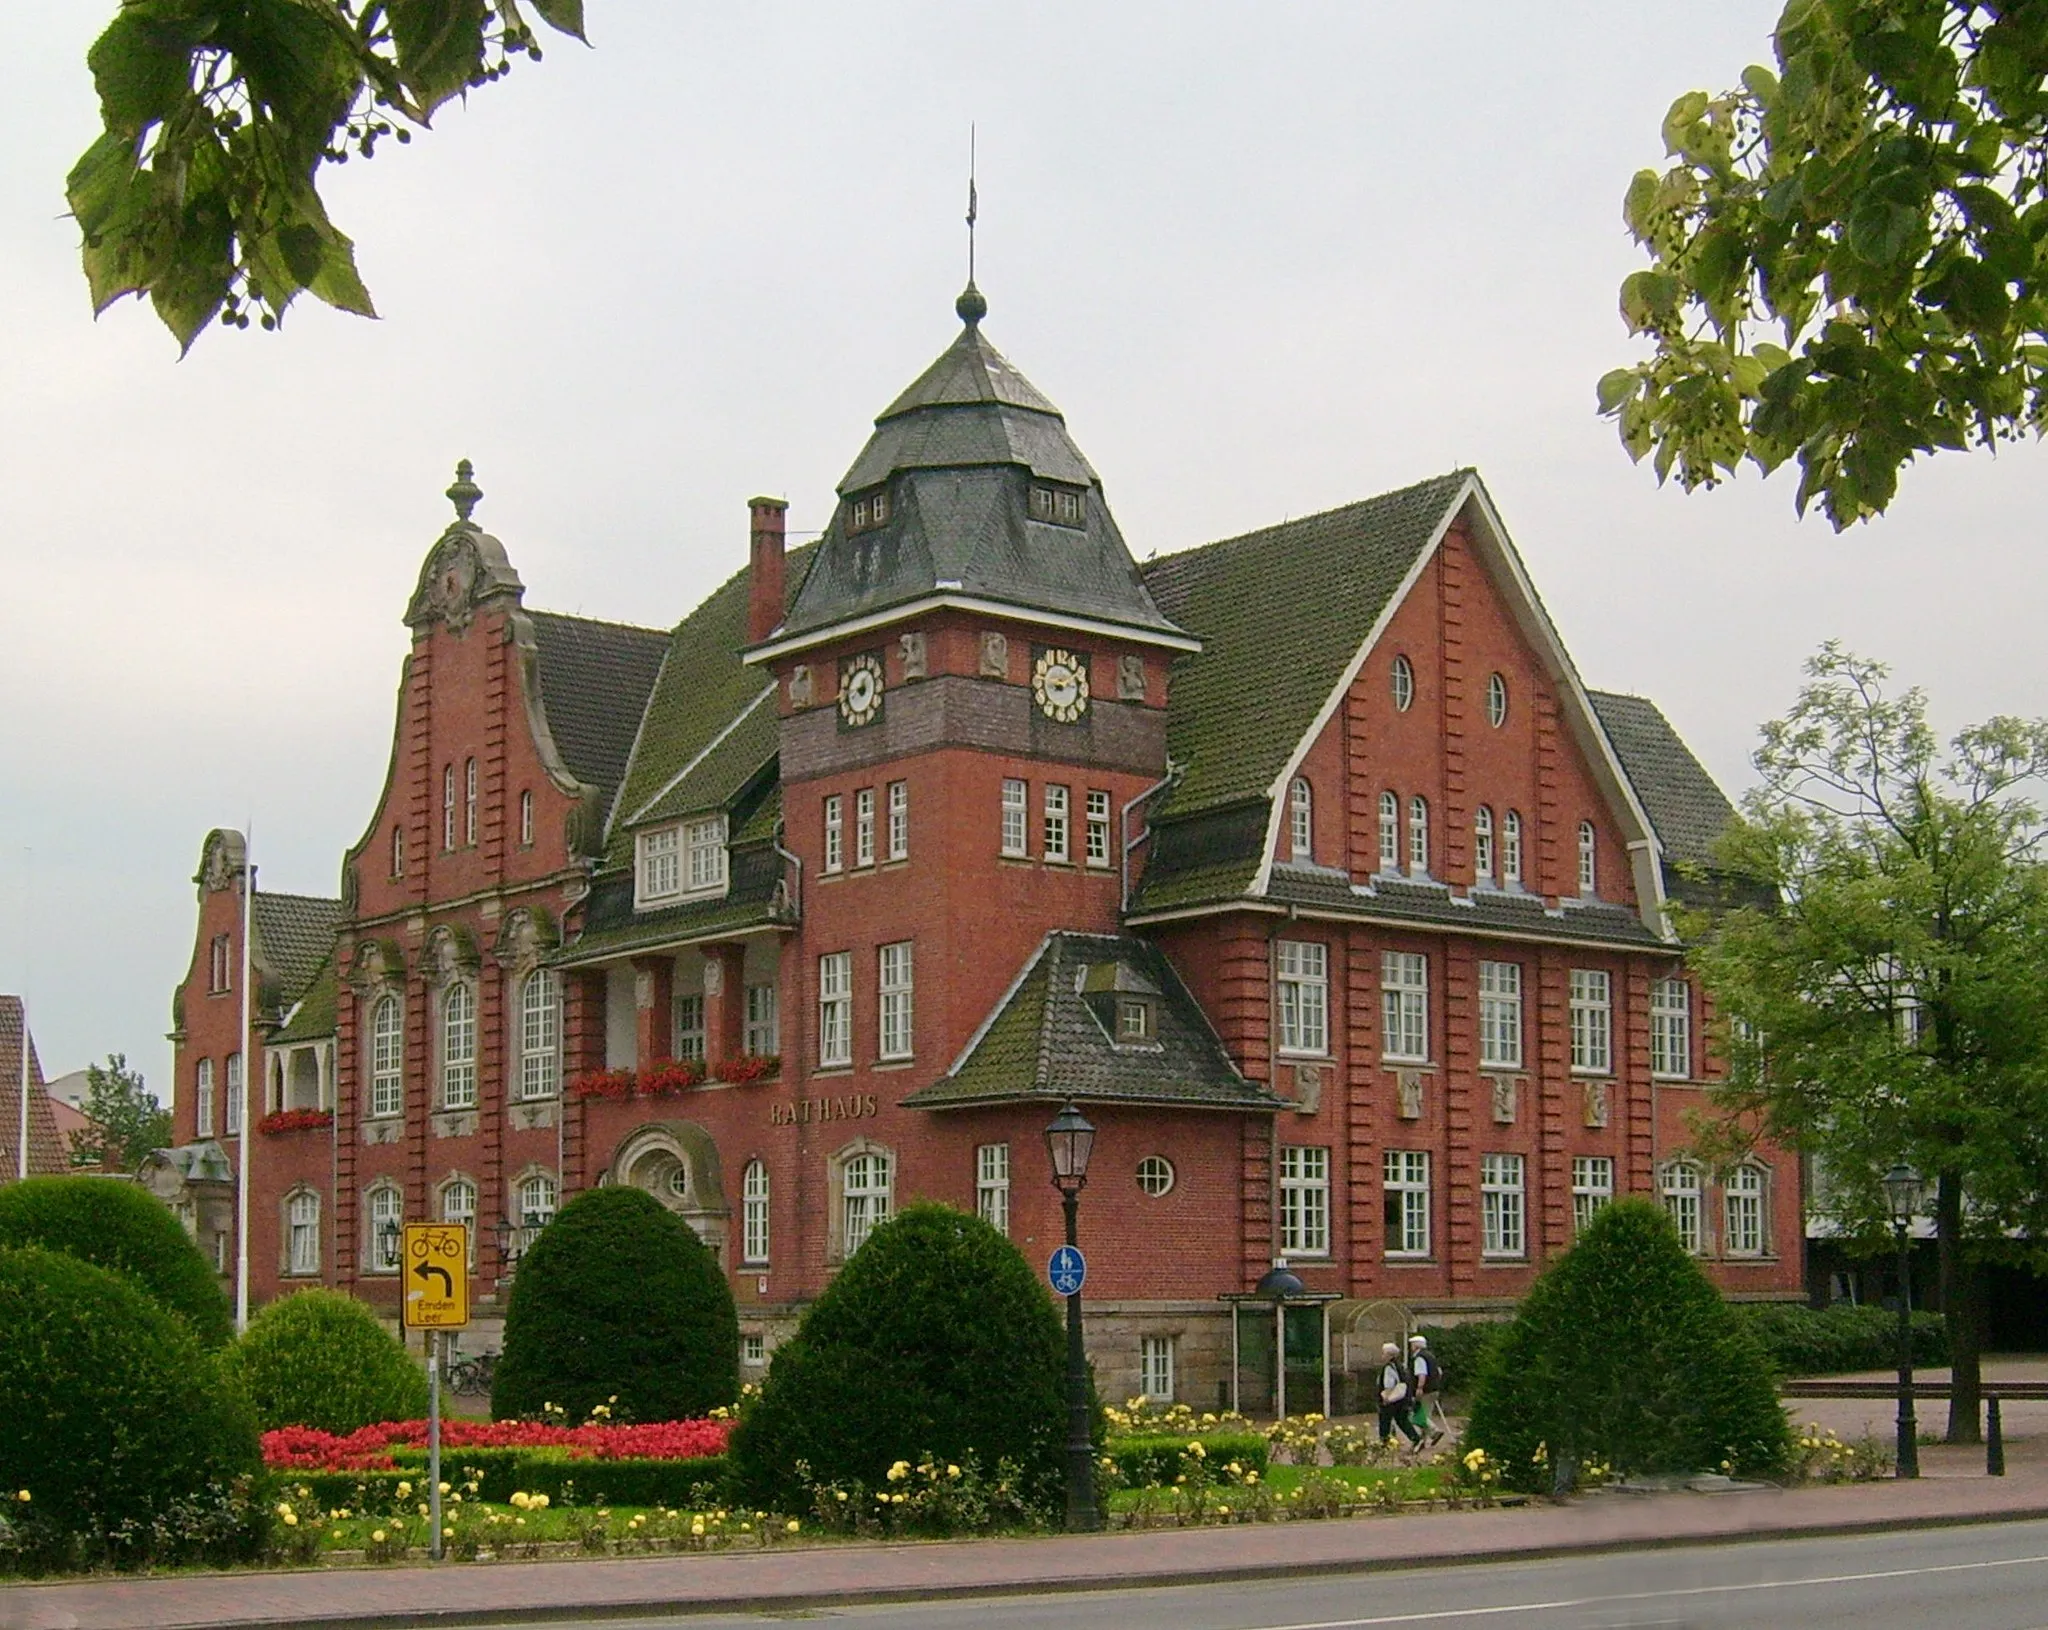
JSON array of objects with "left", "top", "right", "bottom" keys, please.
[{"left": 4, "top": 3, "right": 2042, "bottom": 1100}]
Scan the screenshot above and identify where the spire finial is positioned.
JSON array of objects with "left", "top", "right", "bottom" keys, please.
[
  {"left": 446, "top": 458, "right": 482, "bottom": 522},
  {"left": 957, "top": 125, "right": 986, "bottom": 328}
]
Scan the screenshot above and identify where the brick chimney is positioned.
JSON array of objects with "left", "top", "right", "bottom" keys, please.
[{"left": 747, "top": 497, "right": 788, "bottom": 646}]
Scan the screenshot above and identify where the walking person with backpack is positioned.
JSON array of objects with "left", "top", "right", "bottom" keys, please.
[
  {"left": 1408, "top": 1333, "right": 1447, "bottom": 1446},
  {"left": 1376, "top": 1341, "right": 1422, "bottom": 1452}
]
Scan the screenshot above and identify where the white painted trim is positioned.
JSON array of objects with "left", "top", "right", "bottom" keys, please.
[
  {"left": 622, "top": 683, "right": 777, "bottom": 828},
  {"left": 742, "top": 595, "right": 1202, "bottom": 665}
]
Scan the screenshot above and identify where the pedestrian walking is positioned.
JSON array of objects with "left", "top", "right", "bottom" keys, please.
[
  {"left": 1376, "top": 1341, "right": 1422, "bottom": 1451},
  {"left": 1408, "top": 1333, "right": 1447, "bottom": 1446}
]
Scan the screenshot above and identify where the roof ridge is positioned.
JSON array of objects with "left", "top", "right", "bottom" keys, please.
[
  {"left": 255, "top": 890, "right": 342, "bottom": 907},
  {"left": 526, "top": 606, "right": 670, "bottom": 639},
  {"left": 1143, "top": 468, "right": 1474, "bottom": 578}
]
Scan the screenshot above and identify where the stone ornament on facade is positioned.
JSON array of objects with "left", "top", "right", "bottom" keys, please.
[
  {"left": 702, "top": 957, "right": 725, "bottom": 997},
  {"left": 1118, "top": 653, "right": 1146, "bottom": 702},
  {"left": 197, "top": 828, "right": 246, "bottom": 895},
  {"left": 401, "top": 463, "right": 527, "bottom": 633},
  {"left": 787, "top": 663, "right": 814, "bottom": 708},
  {"left": 1583, "top": 1078, "right": 1611, "bottom": 1128},
  {"left": 492, "top": 906, "right": 558, "bottom": 970},
  {"left": 898, "top": 630, "right": 927, "bottom": 679},
  {"left": 1490, "top": 1075, "right": 1517, "bottom": 1125},
  {"left": 1397, "top": 1071, "right": 1425, "bottom": 1120},
  {"left": 978, "top": 629, "right": 1008, "bottom": 678},
  {"left": 424, "top": 923, "right": 480, "bottom": 987},
  {"left": 1291, "top": 1063, "right": 1323, "bottom": 1115}
]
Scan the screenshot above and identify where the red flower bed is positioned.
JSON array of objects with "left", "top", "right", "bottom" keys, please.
[
  {"left": 257, "top": 1108, "right": 334, "bottom": 1134},
  {"left": 262, "top": 1416, "right": 732, "bottom": 1470},
  {"left": 714, "top": 1053, "right": 781, "bottom": 1084},
  {"left": 567, "top": 1068, "right": 635, "bottom": 1102}
]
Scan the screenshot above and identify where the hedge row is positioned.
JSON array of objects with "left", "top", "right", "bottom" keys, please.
[
  {"left": 1732, "top": 1302, "right": 1948, "bottom": 1375},
  {"left": 1412, "top": 1322, "right": 1509, "bottom": 1396},
  {"left": 291, "top": 1449, "right": 730, "bottom": 1511},
  {"left": 1106, "top": 1432, "right": 1269, "bottom": 1487}
]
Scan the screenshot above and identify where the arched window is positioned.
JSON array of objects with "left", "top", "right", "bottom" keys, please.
[
  {"left": 742, "top": 1160, "right": 770, "bottom": 1265},
  {"left": 391, "top": 825, "right": 405, "bottom": 878},
  {"left": 442, "top": 983, "right": 476, "bottom": 1110},
  {"left": 1391, "top": 655, "right": 1415, "bottom": 712},
  {"left": 1288, "top": 777, "right": 1313, "bottom": 862},
  {"left": 517, "top": 1172, "right": 557, "bottom": 1228},
  {"left": 367, "top": 1184, "right": 403, "bottom": 1272},
  {"left": 442, "top": 765, "right": 456, "bottom": 851},
  {"left": 441, "top": 1177, "right": 477, "bottom": 1264},
  {"left": 195, "top": 1056, "right": 215, "bottom": 1138},
  {"left": 464, "top": 757, "right": 478, "bottom": 846},
  {"left": 1378, "top": 791, "right": 1400, "bottom": 871},
  {"left": 369, "top": 996, "right": 402, "bottom": 1118},
  {"left": 519, "top": 973, "right": 560, "bottom": 1100},
  {"left": 1474, "top": 806, "right": 1495, "bottom": 881},
  {"left": 1503, "top": 810, "right": 1524, "bottom": 886},
  {"left": 1486, "top": 672, "right": 1509, "bottom": 728},
  {"left": 1724, "top": 1165, "right": 1767, "bottom": 1257},
  {"left": 840, "top": 1147, "right": 893, "bottom": 1256},
  {"left": 1408, "top": 795, "right": 1429, "bottom": 873},
  {"left": 286, "top": 1190, "right": 321, "bottom": 1276},
  {"left": 1578, "top": 820, "right": 1597, "bottom": 894},
  {"left": 1661, "top": 1162, "right": 1703, "bottom": 1254},
  {"left": 519, "top": 789, "right": 535, "bottom": 847}
]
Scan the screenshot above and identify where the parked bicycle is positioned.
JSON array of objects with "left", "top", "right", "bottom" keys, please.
[{"left": 445, "top": 1347, "right": 498, "bottom": 1397}]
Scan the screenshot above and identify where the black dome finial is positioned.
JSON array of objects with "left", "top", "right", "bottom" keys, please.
[{"left": 956, "top": 281, "right": 988, "bottom": 327}]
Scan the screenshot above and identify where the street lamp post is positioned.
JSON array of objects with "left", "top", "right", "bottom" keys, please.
[
  {"left": 1883, "top": 1161, "right": 1921, "bottom": 1480},
  {"left": 1044, "top": 1102, "right": 1100, "bottom": 1533}
]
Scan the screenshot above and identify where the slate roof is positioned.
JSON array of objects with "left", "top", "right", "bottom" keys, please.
[
  {"left": 903, "top": 932, "right": 1282, "bottom": 1112},
  {"left": 1587, "top": 691, "right": 1737, "bottom": 872},
  {"left": 777, "top": 298, "right": 1184, "bottom": 646},
  {"left": 253, "top": 892, "right": 342, "bottom": 1008},
  {"left": 1264, "top": 866, "right": 1668, "bottom": 949},
  {"left": 0, "top": 997, "right": 68, "bottom": 1178},
  {"left": 527, "top": 611, "right": 672, "bottom": 806}
]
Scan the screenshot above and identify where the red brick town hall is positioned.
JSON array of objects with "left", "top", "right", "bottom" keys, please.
[{"left": 161, "top": 283, "right": 1800, "bottom": 1410}]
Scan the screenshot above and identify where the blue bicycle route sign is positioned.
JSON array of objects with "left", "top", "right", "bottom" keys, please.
[{"left": 1047, "top": 1244, "right": 1086, "bottom": 1297}]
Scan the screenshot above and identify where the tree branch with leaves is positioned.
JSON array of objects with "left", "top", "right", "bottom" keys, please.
[
  {"left": 1601, "top": 1, "right": 2048, "bottom": 528},
  {"left": 70, "top": 1053, "right": 173, "bottom": 1174},
  {"left": 70, "top": 0, "right": 587, "bottom": 354}
]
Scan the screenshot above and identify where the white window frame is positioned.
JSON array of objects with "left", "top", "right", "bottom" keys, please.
[
  {"left": 369, "top": 996, "right": 403, "bottom": 1119},
  {"left": 742, "top": 1160, "right": 771, "bottom": 1264},
  {"left": 1409, "top": 795, "right": 1429, "bottom": 873},
  {"left": 1001, "top": 779, "right": 1029, "bottom": 857},
  {"left": 744, "top": 981, "right": 779, "bottom": 1057},
  {"left": 443, "top": 764, "right": 456, "bottom": 851},
  {"left": 1289, "top": 777, "right": 1313, "bottom": 862},
  {"left": 519, "top": 790, "right": 534, "bottom": 847},
  {"left": 742, "top": 1331, "right": 767, "bottom": 1365},
  {"left": 887, "top": 780, "right": 909, "bottom": 861},
  {"left": 1391, "top": 654, "right": 1414, "bottom": 711},
  {"left": 1275, "top": 940, "right": 1329, "bottom": 1056},
  {"left": 1503, "top": 809, "right": 1523, "bottom": 886},
  {"left": 1140, "top": 1334, "right": 1177, "bottom": 1403},
  {"left": 822, "top": 794, "right": 843, "bottom": 873},
  {"left": 841, "top": 1149, "right": 891, "bottom": 1254},
  {"left": 519, "top": 972, "right": 560, "bottom": 1100},
  {"left": 977, "top": 1142, "right": 1010, "bottom": 1235},
  {"left": 637, "top": 826, "right": 681, "bottom": 903},
  {"left": 368, "top": 1185, "right": 403, "bottom": 1273},
  {"left": 195, "top": 1058, "right": 215, "bottom": 1138},
  {"left": 517, "top": 1172, "right": 558, "bottom": 1230},
  {"left": 818, "top": 952, "right": 853, "bottom": 1069},
  {"left": 1569, "top": 968, "right": 1612, "bottom": 1075},
  {"left": 1379, "top": 790, "right": 1400, "bottom": 871},
  {"left": 1085, "top": 790, "right": 1112, "bottom": 868},
  {"left": 442, "top": 982, "right": 477, "bottom": 1110},
  {"left": 1384, "top": 1149, "right": 1431, "bottom": 1257},
  {"left": 1044, "top": 784, "right": 1070, "bottom": 863},
  {"left": 441, "top": 1178, "right": 477, "bottom": 1265},
  {"left": 1478, "top": 960, "right": 1523, "bottom": 1070},
  {"left": 1662, "top": 1162, "right": 1704, "bottom": 1254},
  {"left": 878, "top": 941, "right": 914, "bottom": 1061},
  {"left": 854, "top": 789, "right": 875, "bottom": 868},
  {"left": 286, "top": 1190, "right": 321, "bottom": 1276},
  {"left": 1117, "top": 997, "right": 1154, "bottom": 1041},
  {"left": 1571, "top": 1155, "right": 1614, "bottom": 1234},
  {"left": 225, "top": 1052, "right": 242, "bottom": 1136},
  {"left": 464, "top": 756, "right": 477, "bottom": 846},
  {"left": 1486, "top": 671, "right": 1508, "bottom": 727},
  {"left": 674, "top": 991, "right": 707, "bottom": 1061},
  {"left": 211, "top": 933, "right": 231, "bottom": 992},
  {"left": 1650, "top": 978, "right": 1691, "bottom": 1079},
  {"left": 1381, "top": 951, "right": 1429, "bottom": 1063},
  {"left": 1480, "top": 1152, "right": 1526, "bottom": 1258},
  {"left": 685, "top": 815, "right": 729, "bottom": 894},
  {"left": 1137, "top": 1155, "right": 1175, "bottom": 1196},
  {"left": 1725, "top": 1164, "right": 1767, "bottom": 1257},
  {"left": 392, "top": 825, "right": 406, "bottom": 877},
  {"left": 1278, "top": 1145, "right": 1330, "bottom": 1257},
  {"left": 1474, "top": 805, "right": 1494, "bottom": 881},
  {"left": 1578, "top": 820, "right": 1598, "bottom": 894}
]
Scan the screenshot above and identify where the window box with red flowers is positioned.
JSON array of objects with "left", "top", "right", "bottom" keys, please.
[
  {"left": 567, "top": 1068, "right": 636, "bottom": 1102},
  {"left": 714, "top": 1053, "right": 781, "bottom": 1085},
  {"left": 638, "top": 1058, "right": 706, "bottom": 1097},
  {"left": 257, "top": 1108, "right": 334, "bottom": 1135}
]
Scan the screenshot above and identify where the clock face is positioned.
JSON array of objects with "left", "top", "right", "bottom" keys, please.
[
  {"left": 1032, "top": 647, "right": 1090, "bottom": 723},
  {"left": 839, "top": 653, "right": 884, "bottom": 727}
]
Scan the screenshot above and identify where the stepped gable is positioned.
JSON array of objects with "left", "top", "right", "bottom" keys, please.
[{"left": 773, "top": 286, "right": 1186, "bottom": 648}]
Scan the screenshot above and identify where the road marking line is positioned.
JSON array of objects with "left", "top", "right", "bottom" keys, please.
[{"left": 1234, "top": 1549, "right": 2048, "bottom": 1629}]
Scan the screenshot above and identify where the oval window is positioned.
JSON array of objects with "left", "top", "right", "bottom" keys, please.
[
  {"left": 1391, "top": 655, "right": 1415, "bottom": 712},
  {"left": 1486, "top": 672, "right": 1508, "bottom": 728}
]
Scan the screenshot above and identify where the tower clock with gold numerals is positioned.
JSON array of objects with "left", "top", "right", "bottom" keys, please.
[
  {"left": 1032, "top": 647, "right": 1090, "bottom": 723},
  {"left": 838, "top": 652, "right": 884, "bottom": 727}
]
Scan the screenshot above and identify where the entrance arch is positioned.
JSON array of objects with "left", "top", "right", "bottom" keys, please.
[{"left": 607, "top": 1122, "right": 730, "bottom": 1265}]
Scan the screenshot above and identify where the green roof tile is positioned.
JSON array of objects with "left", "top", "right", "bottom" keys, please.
[{"left": 272, "top": 953, "right": 338, "bottom": 1042}]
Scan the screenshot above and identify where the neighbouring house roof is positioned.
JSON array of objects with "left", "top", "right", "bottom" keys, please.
[
  {"left": 0, "top": 997, "right": 68, "bottom": 1179},
  {"left": 903, "top": 932, "right": 1282, "bottom": 1112},
  {"left": 149, "top": 1140, "right": 234, "bottom": 1186},
  {"left": 526, "top": 610, "right": 672, "bottom": 808}
]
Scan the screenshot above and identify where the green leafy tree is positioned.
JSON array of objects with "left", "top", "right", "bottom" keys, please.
[
  {"left": 70, "top": 0, "right": 587, "bottom": 353},
  {"left": 1601, "top": 1, "right": 2048, "bottom": 528},
  {"left": 492, "top": 1184, "right": 738, "bottom": 1424},
  {"left": 1685, "top": 644, "right": 2048, "bottom": 1441},
  {"left": 729, "top": 1202, "right": 1071, "bottom": 1517},
  {"left": 0, "top": 1174, "right": 233, "bottom": 1347},
  {"left": 231, "top": 1288, "right": 428, "bottom": 1432},
  {"left": 68, "top": 1053, "right": 171, "bottom": 1172},
  {"left": 1465, "top": 1200, "right": 1790, "bottom": 1489}
]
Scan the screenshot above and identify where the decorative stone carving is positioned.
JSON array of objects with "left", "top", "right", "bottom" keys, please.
[
  {"left": 979, "top": 630, "right": 1009, "bottom": 679},
  {"left": 362, "top": 1119, "right": 401, "bottom": 1147},
  {"left": 788, "top": 664, "right": 814, "bottom": 708},
  {"left": 703, "top": 958, "right": 724, "bottom": 997},
  {"left": 198, "top": 830, "right": 245, "bottom": 894},
  {"left": 898, "top": 631, "right": 927, "bottom": 679},
  {"left": 1118, "top": 653, "right": 1147, "bottom": 701},
  {"left": 1397, "top": 1070, "right": 1425, "bottom": 1120},
  {"left": 1490, "top": 1075, "right": 1517, "bottom": 1125},
  {"left": 420, "top": 535, "right": 481, "bottom": 632},
  {"left": 1292, "top": 1063, "right": 1323, "bottom": 1115},
  {"left": 510, "top": 1101, "right": 557, "bottom": 1132},
  {"left": 492, "top": 906, "right": 558, "bottom": 970},
  {"left": 431, "top": 1110, "right": 479, "bottom": 1140},
  {"left": 1583, "top": 1078, "right": 1611, "bottom": 1129},
  {"left": 424, "top": 924, "right": 479, "bottom": 987}
]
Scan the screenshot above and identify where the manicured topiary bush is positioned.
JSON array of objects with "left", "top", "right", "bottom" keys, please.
[
  {"left": 232, "top": 1289, "right": 428, "bottom": 1433},
  {"left": 0, "top": 1246, "right": 260, "bottom": 1562},
  {"left": 729, "top": 1202, "right": 1070, "bottom": 1516},
  {"left": 0, "top": 1175, "right": 231, "bottom": 1347},
  {"left": 1465, "top": 1200, "right": 1791, "bottom": 1490},
  {"left": 493, "top": 1185, "right": 738, "bottom": 1424}
]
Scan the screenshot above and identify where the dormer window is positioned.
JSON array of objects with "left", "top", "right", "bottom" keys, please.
[
  {"left": 637, "top": 827, "right": 680, "bottom": 903},
  {"left": 849, "top": 488, "right": 891, "bottom": 534},
  {"left": 1117, "top": 997, "right": 1155, "bottom": 1042},
  {"left": 637, "top": 817, "right": 729, "bottom": 906},
  {"left": 1028, "top": 485, "right": 1087, "bottom": 528},
  {"left": 686, "top": 816, "right": 729, "bottom": 893}
]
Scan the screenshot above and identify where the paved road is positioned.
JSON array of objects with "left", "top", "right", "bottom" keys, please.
[{"left": 494, "top": 1518, "right": 2048, "bottom": 1630}]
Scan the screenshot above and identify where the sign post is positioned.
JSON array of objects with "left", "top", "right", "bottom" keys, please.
[{"left": 402, "top": 1223, "right": 469, "bottom": 1561}]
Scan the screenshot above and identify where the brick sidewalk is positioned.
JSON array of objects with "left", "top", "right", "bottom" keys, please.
[{"left": 6, "top": 1467, "right": 2048, "bottom": 1630}]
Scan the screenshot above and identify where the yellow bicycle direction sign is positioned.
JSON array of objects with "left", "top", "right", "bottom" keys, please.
[{"left": 402, "top": 1223, "right": 469, "bottom": 1329}]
